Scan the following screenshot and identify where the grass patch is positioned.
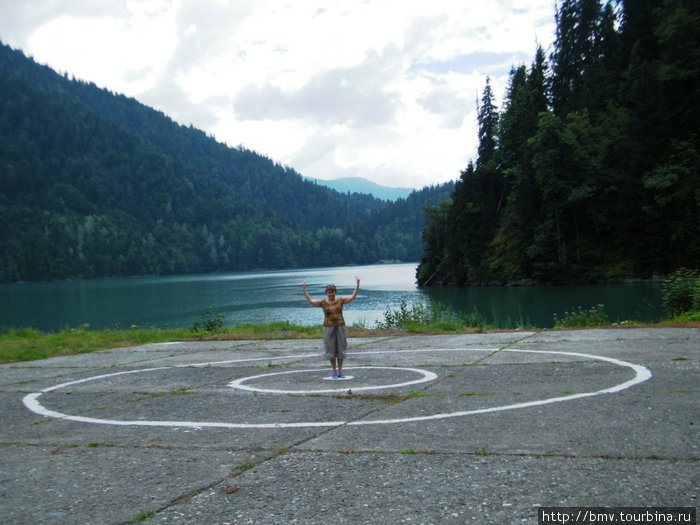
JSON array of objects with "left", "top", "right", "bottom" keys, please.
[
  {"left": 0, "top": 322, "right": 322, "bottom": 364},
  {"left": 130, "top": 511, "right": 156, "bottom": 523},
  {"left": 210, "top": 320, "right": 321, "bottom": 339},
  {"left": 133, "top": 391, "right": 166, "bottom": 398},
  {"left": 0, "top": 326, "right": 192, "bottom": 364},
  {"left": 333, "top": 391, "right": 425, "bottom": 404},
  {"left": 169, "top": 388, "right": 196, "bottom": 395},
  {"left": 660, "top": 310, "right": 700, "bottom": 324},
  {"left": 236, "top": 460, "right": 259, "bottom": 471},
  {"left": 267, "top": 361, "right": 290, "bottom": 369},
  {"left": 460, "top": 392, "right": 494, "bottom": 397},
  {"left": 406, "top": 390, "right": 425, "bottom": 399}
]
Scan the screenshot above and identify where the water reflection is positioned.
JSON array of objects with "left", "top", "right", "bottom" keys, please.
[{"left": 0, "top": 263, "right": 662, "bottom": 331}]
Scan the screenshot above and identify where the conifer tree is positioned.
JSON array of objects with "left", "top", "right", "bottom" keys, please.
[{"left": 415, "top": 0, "right": 698, "bottom": 285}]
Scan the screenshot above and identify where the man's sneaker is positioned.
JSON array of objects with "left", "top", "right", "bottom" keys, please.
[
  {"left": 337, "top": 373, "right": 345, "bottom": 379},
  {"left": 332, "top": 373, "right": 339, "bottom": 379}
]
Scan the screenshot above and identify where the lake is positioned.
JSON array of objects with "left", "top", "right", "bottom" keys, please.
[{"left": 0, "top": 263, "right": 663, "bottom": 332}]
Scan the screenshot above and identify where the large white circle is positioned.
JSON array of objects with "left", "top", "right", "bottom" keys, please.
[
  {"left": 22, "top": 348, "right": 652, "bottom": 429},
  {"left": 228, "top": 366, "right": 437, "bottom": 394}
]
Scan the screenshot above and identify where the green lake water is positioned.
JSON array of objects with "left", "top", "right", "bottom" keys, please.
[{"left": 0, "top": 263, "right": 663, "bottom": 331}]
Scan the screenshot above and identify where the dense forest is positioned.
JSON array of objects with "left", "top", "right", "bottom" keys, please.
[
  {"left": 417, "top": 0, "right": 699, "bottom": 285},
  {"left": 0, "top": 42, "right": 453, "bottom": 283}
]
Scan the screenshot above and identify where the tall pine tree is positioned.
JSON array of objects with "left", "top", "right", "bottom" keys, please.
[{"left": 417, "top": 0, "right": 698, "bottom": 286}]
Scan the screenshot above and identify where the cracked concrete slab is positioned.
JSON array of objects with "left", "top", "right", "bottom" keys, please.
[{"left": 0, "top": 328, "right": 697, "bottom": 524}]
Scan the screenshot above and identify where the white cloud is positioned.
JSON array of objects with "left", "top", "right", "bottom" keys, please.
[
  {"left": 26, "top": 3, "right": 178, "bottom": 94},
  {"left": 0, "top": 0, "right": 557, "bottom": 188},
  {"left": 234, "top": 47, "right": 403, "bottom": 127}
]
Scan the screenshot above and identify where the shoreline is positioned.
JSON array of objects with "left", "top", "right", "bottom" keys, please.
[{"left": 2, "top": 320, "right": 699, "bottom": 365}]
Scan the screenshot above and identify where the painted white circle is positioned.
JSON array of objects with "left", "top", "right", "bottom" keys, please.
[
  {"left": 228, "top": 366, "right": 437, "bottom": 394},
  {"left": 22, "top": 348, "right": 652, "bottom": 429}
]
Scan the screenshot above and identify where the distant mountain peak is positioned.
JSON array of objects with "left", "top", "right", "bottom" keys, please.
[{"left": 305, "top": 176, "right": 414, "bottom": 201}]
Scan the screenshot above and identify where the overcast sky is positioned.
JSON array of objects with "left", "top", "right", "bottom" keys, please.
[{"left": 0, "top": 0, "right": 556, "bottom": 189}]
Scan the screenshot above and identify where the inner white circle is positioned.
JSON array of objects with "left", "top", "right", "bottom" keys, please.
[
  {"left": 228, "top": 366, "right": 437, "bottom": 394},
  {"left": 22, "top": 348, "right": 652, "bottom": 429}
]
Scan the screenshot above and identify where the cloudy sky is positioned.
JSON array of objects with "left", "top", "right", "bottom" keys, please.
[{"left": 0, "top": 0, "right": 557, "bottom": 189}]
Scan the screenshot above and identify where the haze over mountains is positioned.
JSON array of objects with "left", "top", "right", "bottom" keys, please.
[{"left": 305, "top": 177, "right": 413, "bottom": 201}]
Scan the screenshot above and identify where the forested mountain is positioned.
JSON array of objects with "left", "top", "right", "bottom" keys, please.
[
  {"left": 417, "top": 0, "right": 699, "bottom": 285},
  {"left": 0, "top": 42, "right": 453, "bottom": 283}
]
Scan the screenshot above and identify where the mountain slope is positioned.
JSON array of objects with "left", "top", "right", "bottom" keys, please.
[{"left": 0, "top": 42, "right": 453, "bottom": 282}]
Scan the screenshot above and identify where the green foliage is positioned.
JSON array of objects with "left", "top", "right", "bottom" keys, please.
[
  {"left": 232, "top": 321, "right": 322, "bottom": 338},
  {"left": 553, "top": 304, "right": 609, "bottom": 328},
  {"left": 376, "top": 298, "right": 486, "bottom": 331},
  {"left": 459, "top": 308, "right": 488, "bottom": 329},
  {"left": 0, "top": 326, "right": 192, "bottom": 363},
  {"left": 417, "top": 0, "right": 699, "bottom": 286},
  {"left": 665, "top": 311, "right": 700, "bottom": 324},
  {"left": 0, "top": 322, "right": 325, "bottom": 363},
  {"left": 661, "top": 268, "right": 700, "bottom": 316},
  {"left": 190, "top": 307, "right": 224, "bottom": 334},
  {"left": 0, "top": 42, "right": 454, "bottom": 283},
  {"left": 377, "top": 299, "right": 432, "bottom": 329}
]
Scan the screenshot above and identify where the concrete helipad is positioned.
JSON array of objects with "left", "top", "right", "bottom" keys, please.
[{"left": 0, "top": 328, "right": 697, "bottom": 524}]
